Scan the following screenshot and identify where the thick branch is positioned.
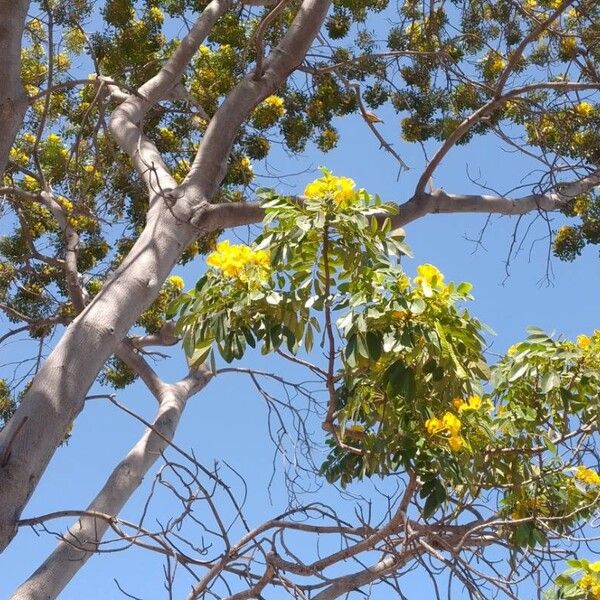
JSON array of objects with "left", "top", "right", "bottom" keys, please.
[
  {"left": 11, "top": 366, "right": 212, "bottom": 600},
  {"left": 206, "top": 168, "right": 600, "bottom": 231},
  {"left": 0, "top": 0, "right": 330, "bottom": 555},
  {"left": 0, "top": 0, "right": 30, "bottom": 177},
  {"left": 109, "top": 0, "right": 231, "bottom": 196},
  {"left": 183, "top": 0, "right": 332, "bottom": 204},
  {"left": 310, "top": 553, "right": 418, "bottom": 600},
  {"left": 394, "top": 170, "right": 600, "bottom": 227},
  {"left": 415, "top": 81, "right": 600, "bottom": 196}
]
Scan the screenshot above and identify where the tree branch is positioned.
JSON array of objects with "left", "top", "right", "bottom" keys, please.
[
  {"left": 394, "top": 169, "right": 600, "bottom": 227},
  {"left": 11, "top": 366, "right": 212, "bottom": 600},
  {"left": 0, "top": 0, "right": 30, "bottom": 177}
]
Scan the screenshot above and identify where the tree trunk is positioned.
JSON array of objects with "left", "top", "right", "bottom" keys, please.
[
  {"left": 0, "top": 0, "right": 30, "bottom": 177},
  {"left": 11, "top": 368, "right": 211, "bottom": 600},
  {"left": 0, "top": 200, "right": 202, "bottom": 552}
]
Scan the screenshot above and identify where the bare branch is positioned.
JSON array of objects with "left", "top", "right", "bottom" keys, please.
[{"left": 12, "top": 366, "right": 212, "bottom": 600}]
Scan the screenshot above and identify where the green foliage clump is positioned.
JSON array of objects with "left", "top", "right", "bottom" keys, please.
[{"left": 175, "top": 172, "right": 600, "bottom": 546}]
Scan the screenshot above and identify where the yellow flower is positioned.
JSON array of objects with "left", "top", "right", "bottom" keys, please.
[
  {"left": 484, "top": 53, "right": 506, "bottom": 79},
  {"left": 507, "top": 344, "right": 519, "bottom": 356},
  {"left": 455, "top": 395, "right": 490, "bottom": 413},
  {"left": 414, "top": 263, "right": 444, "bottom": 289},
  {"left": 580, "top": 574, "right": 596, "bottom": 589},
  {"left": 304, "top": 173, "right": 356, "bottom": 207},
  {"left": 523, "top": 0, "right": 537, "bottom": 9},
  {"left": 442, "top": 411, "right": 461, "bottom": 435},
  {"left": 23, "top": 175, "right": 40, "bottom": 192},
  {"left": 9, "top": 147, "right": 29, "bottom": 166},
  {"left": 425, "top": 417, "right": 445, "bottom": 435},
  {"left": 577, "top": 334, "right": 592, "bottom": 350},
  {"left": 252, "top": 96, "right": 286, "bottom": 128},
  {"left": 148, "top": 6, "right": 164, "bottom": 24},
  {"left": 575, "top": 102, "right": 594, "bottom": 118},
  {"left": 206, "top": 240, "right": 270, "bottom": 282},
  {"left": 22, "top": 132, "right": 37, "bottom": 145},
  {"left": 167, "top": 275, "right": 185, "bottom": 290},
  {"left": 448, "top": 435, "right": 464, "bottom": 452},
  {"left": 263, "top": 95, "right": 286, "bottom": 116},
  {"left": 575, "top": 466, "right": 600, "bottom": 486}
]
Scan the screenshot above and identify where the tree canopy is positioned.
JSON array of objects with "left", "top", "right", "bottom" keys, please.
[{"left": 1, "top": 0, "right": 600, "bottom": 598}]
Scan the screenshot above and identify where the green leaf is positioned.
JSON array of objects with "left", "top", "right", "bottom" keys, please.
[
  {"left": 366, "top": 331, "right": 383, "bottom": 361},
  {"left": 385, "top": 362, "right": 416, "bottom": 400},
  {"left": 540, "top": 371, "right": 560, "bottom": 394},
  {"left": 422, "top": 480, "right": 446, "bottom": 519},
  {"left": 305, "top": 324, "right": 314, "bottom": 352},
  {"left": 508, "top": 362, "right": 529, "bottom": 382},
  {"left": 188, "top": 338, "right": 213, "bottom": 367}
]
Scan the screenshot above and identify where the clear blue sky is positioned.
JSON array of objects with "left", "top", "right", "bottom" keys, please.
[{"left": 2, "top": 16, "right": 600, "bottom": 600}]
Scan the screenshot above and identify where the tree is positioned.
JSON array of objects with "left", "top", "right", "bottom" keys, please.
[{"left": 1, "top": 0, "right": 600, "bottom": 598}]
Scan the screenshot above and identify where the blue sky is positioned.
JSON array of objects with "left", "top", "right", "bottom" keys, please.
[{"left": 2, "top": 11, "right": 600, "bottom": 599}]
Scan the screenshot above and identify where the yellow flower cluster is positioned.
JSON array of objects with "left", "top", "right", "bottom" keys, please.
[
  {"left": 484, "top": 53, "right": 506, "bottom": 79},
  {"left": 148, "top": 6, "right": 164, "bottom": 24},
  {"left": 425, "top": 412, "right": 464, "bottom": 452},
  {"left": 578, "top": 334, "right": 592, "bottom": 350},
  {"left": 64, "top": 27, "right": 86, "bottom": 53},
  {"left": 580, "top": 573, "right": 600, "bottom": 599},
  {"left": 453, "top": 395, "right": 492, "bottom": 413},
  {"left": 9, "top": 147, "right": 29, "bottom": 166},
  {"left": 22, "top": 132, "right": 37, "bottom": 145},
  {"left": 167, "top": 275, "right": 185, "bottom": 290},
  {"left": 510, "top": 495, "right": 548, "bottom": 520},
  {"left": 304, "top": 173, "right": 356, "bottom": 207},
  {"left": 575, "top": 102, "right": 594, "bottom": 118},
  {"left": 414, "top": 263, "right": 445, "bottom": 290},
  {"left": 252, "top": 95, "right": 286, "bottom": 128},
  {"left": 560, "top": 36, "right": 578, "bottom": 57},
  {"left": 82, "top": 164, "right": 102, "bottom": 187},
  {"left": 206, "top": 240, "right": 270, "bottom": 282},
  {"left": 575, "top": 466, "right": 600, "bottom": 486},
  {"left": 263, "top": 95, "right": 286, "bottom": 116}
]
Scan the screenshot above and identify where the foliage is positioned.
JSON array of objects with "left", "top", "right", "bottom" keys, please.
[
  {"left": 2, "top": 0, "right": 600, "bottom": 596},
  {"left": 176, "top": 173, "right": 600, "bottom": 556}
]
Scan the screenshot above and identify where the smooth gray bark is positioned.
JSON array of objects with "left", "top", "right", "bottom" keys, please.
[
  {"left": 0, "top": 0, "right": 331, "bottom": 553},
  {"left": 12, "top": 367, "right": 211, "bottom": 600},
  {"left": 0, "top": 0, "right": 30, "bottom": 177}
]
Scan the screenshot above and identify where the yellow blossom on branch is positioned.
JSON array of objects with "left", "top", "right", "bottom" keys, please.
[
  {"left": 167, "top": 275, "right": 185, "bottom": 290},
  {"left": 575, "top": 466, "right": 600, "bottom": 486},
  {"left": 577, "top": 334, "right": 591, "bottom": 350},
  {"left": 453, "top": 395, "right": 492, "bottom": 413},
  {"left": 304, "top": 172, "right": 356, "bottom": 207},
  {"left": 206, "top": 240, "right": 270, "bottom": 283},
  {"left": 425, "top": 417, "right": 445, "bottom": 435},
  {"left": 448, "top": 435, "right": 464, "bottom": 452},
  {"left": 574, "top": 101, "right": 594, "bottom": 118},
  {"left": 263, "top": 95, "right": 285, "bottom": 115},
  {"left": 442, "top": 411, "right": 461, "bottom": 435},
  {"left": 414, "top": 263, "right": 444, "bottom": 290},
  {"left": 251, "top": 95, "right": 286, "bottom": 128}
]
